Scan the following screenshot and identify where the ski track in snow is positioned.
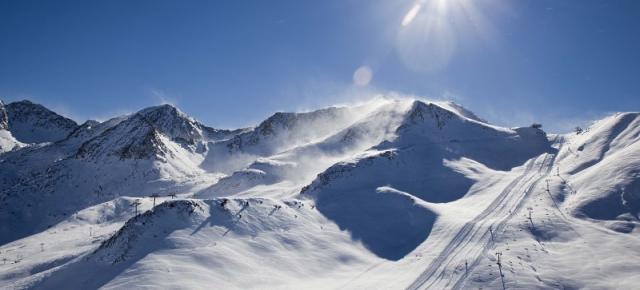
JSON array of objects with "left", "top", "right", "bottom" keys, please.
[{"left": 407, "top": 138, "right": 563, "bottom": 290}]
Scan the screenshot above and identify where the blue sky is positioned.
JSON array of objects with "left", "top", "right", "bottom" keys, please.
[{"left": 1, "top": 0, "right": 638, "bottom": 132}]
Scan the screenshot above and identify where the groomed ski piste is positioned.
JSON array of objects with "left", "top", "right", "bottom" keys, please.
[{"left": 1, "top": 96, "right": 639, "bottom": 289}]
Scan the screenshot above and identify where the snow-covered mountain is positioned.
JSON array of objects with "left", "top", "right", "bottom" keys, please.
[
  {"left": 0, "top": 104, "right": 226, "bottom": 245},
  {"left": 1, "top": 97, "right": 639, "bottom": 290},
  {"left": 4, "top": 100, "right": 78, "bottom": 144}
]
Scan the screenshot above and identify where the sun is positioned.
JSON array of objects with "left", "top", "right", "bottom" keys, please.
[{"left": 396, "top": 0, "right": 496, "bottom": 72}]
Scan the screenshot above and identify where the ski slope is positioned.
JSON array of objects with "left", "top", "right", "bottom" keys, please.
[{"left": 408, "top": 140, "right": 561, "bottom": 290}]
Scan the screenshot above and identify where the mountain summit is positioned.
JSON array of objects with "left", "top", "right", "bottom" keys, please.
[{"left": 4, "top": 100, "right": 78, "bottom": 143}]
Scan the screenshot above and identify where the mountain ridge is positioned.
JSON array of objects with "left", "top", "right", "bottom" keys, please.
[{"left": 0, "top": 97, "right": 638, "bottom": 290}]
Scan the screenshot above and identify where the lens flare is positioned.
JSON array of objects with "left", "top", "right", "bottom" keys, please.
[
  {"left": 402, "top": 4, "right": 422, "bottom": 26},
  {"left": 353, "top": 66, "right": 373, "bottom": 86}
]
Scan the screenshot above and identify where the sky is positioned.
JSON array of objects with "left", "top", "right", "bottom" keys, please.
[{"left": 0, "top": 0, "right": 639, "bottom": 132}]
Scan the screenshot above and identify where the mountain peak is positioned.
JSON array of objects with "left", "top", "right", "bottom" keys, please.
[
  {"left": 7, "top": 100, "right": 56, "bottom": 115},
  {"left": 75, "top": 113, "right": 172, "bottom": 160},
  {"left": 5, "top": 100, "right": 78, "bottom": 143},
  {"left": 138, "top": 103, "right": 184, "bottom": 118},
  {"left": 132, "top": 104, "right": 206, "bottom": 144},
  {"left": 219, "top": 106, "right": 352, "bottom": 155},
  {"left": 11, "top": 99, "right": 34, "bottom": 105},
  {"left": 74, "top": 104, "right": 212, "bottom": 161},
  {"left": 439, "top": 101, "right": 488, "bottom": 123},
  {"left": 256, "top": 106, "right": 348, "bottom": 136},
  {"left": 401, "top": 100, "right": 458, "bottom": 129}
]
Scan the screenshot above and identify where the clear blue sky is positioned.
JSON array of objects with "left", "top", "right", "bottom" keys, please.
[{"left": 1, "top": 0, "right": 638, "bottom": 132}]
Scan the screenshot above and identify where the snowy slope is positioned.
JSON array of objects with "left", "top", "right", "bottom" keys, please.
[
  {"left": 454, "top": 115, "right": 640, "bottom": 289},
  {"left": 1, "top": 97, "right": 639, "bottom": 290},
  {"left": 557, "top": 113, "right": 640, "bottom": 224},
  {"left": 20, "top": 198, "right": 381, "bottom": 290},
  {"left": 0, "top": 101, "right": 23, "bottom": 153}
]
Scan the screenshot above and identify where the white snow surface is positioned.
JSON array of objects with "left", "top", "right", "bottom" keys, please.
[
  {"left": 0, "top": 101, "right": 24, "bottom": 153},
  {"left": 0, "top": 130, "right": 23, "bottom": 154},
  {"left": 0, "top": 97, "right": 639, "bottom": 290}
]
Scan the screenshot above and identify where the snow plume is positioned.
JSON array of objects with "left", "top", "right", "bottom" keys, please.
[
  {"left": 197, "top": 95, "right": 490, "bottom": 199},
  {"left": 147, "top": 86, "right": 179, "bottom": 107},
  {"left": 197, "top": 98, "right": 413, "bottom": 198}
]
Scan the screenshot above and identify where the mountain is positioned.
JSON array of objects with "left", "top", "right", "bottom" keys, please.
[
  {"left": 1, "top": 97, "right": 639, "bottom": 290},
  {"left": 197, "top": 99, "right": 412, "bottom": 198},
  {"left": 4, "top": 100, "right": 78, "bottom": 144},
  {"left": 0, "top": 104, "right": 226, "bottom": 245},
  {"left": 200, "top": 106, "right": 358, "bottom": 174},
  {"left": 300, "top": 100, "right": 553, "bottom": 260}
]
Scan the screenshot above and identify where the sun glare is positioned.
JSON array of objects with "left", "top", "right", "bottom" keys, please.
[{"left": 396, "top": 0, "right": 496, "bottom": 73}]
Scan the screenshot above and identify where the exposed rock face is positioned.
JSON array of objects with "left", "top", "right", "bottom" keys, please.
[
  {"left": 75, "top": 104, "right": 220, "bottom": 161},
  {"left": 75, "top": 114, "right": 170, "bottom": 160}
]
